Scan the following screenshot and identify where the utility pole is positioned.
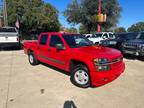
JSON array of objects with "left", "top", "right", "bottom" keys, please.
[
  {"left": 3, "top": 0, "right": 8, "bottom": 26},
  {"left": 97, "top": 0, "right": 101, "bottom": 32},
  {"left": 0, "top": 0, "right": 3, "bottom": 27}
]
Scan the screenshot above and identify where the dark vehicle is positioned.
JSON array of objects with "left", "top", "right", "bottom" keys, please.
[
  {"left": 100, "top": 32, "right": 138, "bottom": 50},
  {"left": 122, "top": 32, "right": 144, "bottom": 56}
]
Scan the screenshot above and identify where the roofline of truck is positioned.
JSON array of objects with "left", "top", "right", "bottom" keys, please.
[{"left": 39, "top": 32, "right": 80, "bottom": 36}]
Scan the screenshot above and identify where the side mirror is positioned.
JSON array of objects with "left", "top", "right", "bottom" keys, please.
[
  {"left": 86, "top": 36, "right": 90, "bottom": 38},
  {"left": 55, "top": 44, "right": 65, "bottom": 50}
]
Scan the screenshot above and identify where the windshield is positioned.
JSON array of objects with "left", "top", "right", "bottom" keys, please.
[
  {"left": 0, "top": 28, "right": 16, "bottom": 32},
  {"left": 63, "top": 34, "right": 93, "bottom": 48},
  {"left": 109, "top": 33, "right": 115, "bottom": 39},
  {"left": 138, "top": 33, "right": 144, "bottom": 39}
]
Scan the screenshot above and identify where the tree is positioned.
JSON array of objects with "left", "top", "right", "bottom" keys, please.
[
  {"left": 114, "top": 27, "right": 126, "bottom": 33},
  {"left": 127, "top": 22, "right": 144, "bottom": 32},
  {"left": 67, "top": 27, "right": 78, "bottom": 33},
  {"left": 7, "top": 0, "right": 60, "bottom": 34},
  {"left": 79, "top": 24, "right": 89, "bottom": 34},
  {"left": 64, "top": 0, "right": 122, "bottom": 33},
  {"left": 60, "top": 26, "right": 78, "bottom": 33}
]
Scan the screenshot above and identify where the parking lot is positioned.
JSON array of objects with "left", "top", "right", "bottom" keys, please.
[{"left": 0, "top": 50, "right": 144, "bottom": 108}]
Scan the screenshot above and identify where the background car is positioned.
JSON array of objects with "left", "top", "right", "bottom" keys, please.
[
  {"left": 122, "top": 32, "right": 144, "bottom": 56},
  {"left": 0, "top": 27, "right": 20, "bottom": 49},
  {"left": 84, "top": 32, "right": 115, "bottom": 45},
  {"left": 100, "top": 32, "right": 138, "bottom": 50}
]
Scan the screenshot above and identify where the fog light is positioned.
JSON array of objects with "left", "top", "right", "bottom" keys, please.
[{"left": 97, "top": 65, "right": 110, "bottom": 71}]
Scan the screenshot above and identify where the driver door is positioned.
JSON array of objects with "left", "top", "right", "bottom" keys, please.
[{"left": 47, "top": 34, "right": 69, "bottom": 70}]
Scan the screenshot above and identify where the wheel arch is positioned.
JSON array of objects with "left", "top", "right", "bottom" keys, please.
[
  {"left": 69, "top": 59, "right": 90, "bottom": 72},
  {"left": 27, "top": 49, "right": 34, "bottom": 55}
]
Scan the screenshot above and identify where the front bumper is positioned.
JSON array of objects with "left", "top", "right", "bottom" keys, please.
[
  {"left": 122, "top": 48, "right": 144, "bottom": 56},
  {"left": 90, "top": 62, "right": 125, "bottom": 87}
]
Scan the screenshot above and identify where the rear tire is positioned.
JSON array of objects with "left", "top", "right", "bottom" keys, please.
[
  {"left": 70, "top": 64, "right": 90, "bottom": 88},
  {"left": 28, "top": 52, "right": 38, "bottom": 65}
]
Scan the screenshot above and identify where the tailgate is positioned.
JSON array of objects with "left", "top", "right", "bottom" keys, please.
[{"left": 0, "top": 33, "right": 18, "bottom": 43}]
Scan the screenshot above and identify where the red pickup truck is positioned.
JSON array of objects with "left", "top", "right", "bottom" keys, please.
[{"left": 24, "top": 32, "right": 125, "bottom": 88}]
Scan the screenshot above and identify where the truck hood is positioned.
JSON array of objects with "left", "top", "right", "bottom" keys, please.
[
  {"left": 127, "top": 39, "right": 144, "bottom": 44},
  {"left": 77, "top": 46, "right": 122, "bottom": 59}
]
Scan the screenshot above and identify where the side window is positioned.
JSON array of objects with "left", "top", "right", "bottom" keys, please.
[
  {"left": 139, "top": 33, "right": 144, "bottom": 39},
  {"left": 102, "top": 33, "right": 108, "bottom": 39},
  {"left": 50, "top": 35, "right": 64, "bottom": 47},
  {"left": 39, "top": 34, "right": 48, "bottom": 45}
]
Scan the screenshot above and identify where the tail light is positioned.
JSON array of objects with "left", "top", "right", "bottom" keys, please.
[{"left": 17, "top": 37, "right": 19, "bottom": 42}]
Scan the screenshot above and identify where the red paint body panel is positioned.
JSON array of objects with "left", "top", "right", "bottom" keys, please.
[{"left": 24, "top": 32, "right": 125, "bottom": 87}]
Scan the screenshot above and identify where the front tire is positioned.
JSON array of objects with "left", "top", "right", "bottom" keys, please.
[
  {"left": 70, "top": 64, "right": 90, "bottom": 88},
  {"left": 28, "top": 52, "right": 38, "bottom": 65}
]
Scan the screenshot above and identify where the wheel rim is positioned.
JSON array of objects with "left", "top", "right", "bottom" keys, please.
[
  {"left": 29, "top": 55, "right": 34, "bottom": 63},
  {"left": 74, "top": 70, "right": 89, "bottom": 85}
]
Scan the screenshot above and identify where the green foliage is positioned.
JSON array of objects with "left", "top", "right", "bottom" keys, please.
[
  {"left": 67, "top": 27, "right": 78, "bottom": 33},
  {"left": 114, "top": 27, "right": 126, "bottom": 33},
  {"left": 79, "top": 24, "right": 89, "bottom": 34},
  {"left": 127, "top": 22, "right": 144, "bottom": 32},
  {"left": 7, "top": 0, "right": 60, "bottom": 35},
  {"left": 64, "top": 0, "right": 122, "bottom": 33}
]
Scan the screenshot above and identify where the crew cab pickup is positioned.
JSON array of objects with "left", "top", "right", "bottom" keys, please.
[{"left": 24, "top": 32, "right": 125, "bottom": 88}]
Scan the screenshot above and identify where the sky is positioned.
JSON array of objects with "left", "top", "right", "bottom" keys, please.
[
  {"left": 0, "top": 0, "right": 144, "bottom": 29},
  {"left": 44, "top": 0, "right": 144, "bottom": 29}
]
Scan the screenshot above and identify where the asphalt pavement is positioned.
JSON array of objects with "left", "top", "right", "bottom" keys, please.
[{"left": 0, "top": 50, "right": 144, "bottom": 108}]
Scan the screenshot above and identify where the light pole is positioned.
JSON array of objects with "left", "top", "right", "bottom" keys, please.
[
  {"left": 3, "top": 0, "right": 8, "bottom": 26},
  {"left": 97, "top": 0, "right": 101, "bottom": 32}
]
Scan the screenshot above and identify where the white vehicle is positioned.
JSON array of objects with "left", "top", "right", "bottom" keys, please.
[
  {"left": 101, "top": 32, "right": 115, "bottom": 39},
  {"left": 84, "top": 32, "right": 115, "bottom": 44},
  {"left": 0, "top": 27, "right": 20, "bottom": 49}
]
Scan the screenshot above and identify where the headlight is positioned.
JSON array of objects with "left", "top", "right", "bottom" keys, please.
[
  {"left": 94, "top": 58, "right": 108, "bottom": 64},
  {"left": 142, "top": 46, "right": 144, "bottom": 52},
  {"left": 138, "top": 44, "right": 142, "bottom": 48},
  {"left": 93, "top": 58, "right": 110, "bottom": 71},
  {"left": 138, "top": 44, "right": 144, "bottom": 48}
]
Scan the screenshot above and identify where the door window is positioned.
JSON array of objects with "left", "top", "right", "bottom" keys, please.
[
  {"left": 39, "top": 34, "right": 48, "bottom": 45},
  {"left": 50, "top": 35, "right": 64, "bottom": 47}
]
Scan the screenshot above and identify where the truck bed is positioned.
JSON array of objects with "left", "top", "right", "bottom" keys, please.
[{"left": 23, "top": 40, "right": 38, "bottom": 54}]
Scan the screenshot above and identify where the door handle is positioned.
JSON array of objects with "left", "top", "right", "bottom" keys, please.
[{"left": 48, "top": 48, "right": 51, "bottom": 52}]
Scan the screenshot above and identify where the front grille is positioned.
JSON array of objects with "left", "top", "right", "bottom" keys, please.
[{"left": 124, "top": 43, "right": 138, "bottom": 49}]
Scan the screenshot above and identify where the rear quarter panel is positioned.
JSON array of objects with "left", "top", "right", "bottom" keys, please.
[{"left": 23, "top": 41, "right": 38, "bottom": 55}]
